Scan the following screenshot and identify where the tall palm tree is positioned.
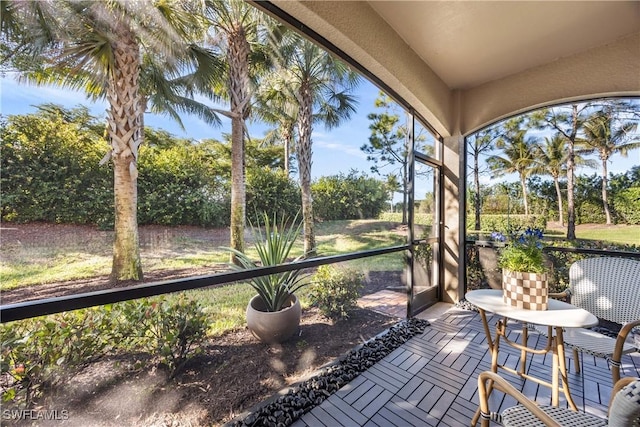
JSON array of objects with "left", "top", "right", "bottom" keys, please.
[
  {"left": 534, "top": 133, "right": 598, "bottom": 226},
  {"left": 271, "top": 32, "right": 361, "bottom": 256},
  {"left": 533, "top": 134, "right": 568, "bottom": 225},
  {"left": 581, "top": 110, "right": 640, "bottom": 224},
  {"left": 531, "top": 104, "right": 593, "bottom": 240},
  {"left": 204, "top": 0, "right": 271, "bottom": 258},
  {"left": 254, "top": 70, "right": 299, "bottom": 176},
  {"left": 2, "top": 0, "right": 223, "bottom": 282},
  {"left": 487, "top": 117, "right": 536, "bottom": 216}
]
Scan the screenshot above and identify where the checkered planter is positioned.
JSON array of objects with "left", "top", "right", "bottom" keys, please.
[{"left": 502, "top": 269, "right": 549, "bottom": 310}]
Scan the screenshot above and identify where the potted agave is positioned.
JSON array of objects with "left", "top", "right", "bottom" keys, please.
[
  {"left": 495, "top": 228, "right": 549, "bottom": 310},
  {"left": 224, "top": 213, "right": 308, "bottom": 344}
]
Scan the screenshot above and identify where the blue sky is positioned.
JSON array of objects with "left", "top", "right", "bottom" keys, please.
[
  {"left": 1, "top": 73, "right": 637, "bottom": 185},
  {"left": 0, "top": 73, "right": 384, "bottom": 180}
]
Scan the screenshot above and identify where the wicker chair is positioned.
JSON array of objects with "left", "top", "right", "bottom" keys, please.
[
  {"left": 477, "top": 371, "right": 640, "bottom": 426},
  {"left": 535, "top": 257, "right": 640, "bottom": 384}
]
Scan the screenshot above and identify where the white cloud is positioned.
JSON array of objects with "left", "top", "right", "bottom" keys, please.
[{"left": 314, "top": 138, "right": 367, "bottom": 159}]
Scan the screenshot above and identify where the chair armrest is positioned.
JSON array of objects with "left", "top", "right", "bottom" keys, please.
[
  {"left": 611, "top": 319, "right": 640, "bottom": 383},
  {"left": 608, "top": 377, "right": 639, "bottom": 412},
  {"left": 477, "top": 371, "right": 561, "bottom": 427}
]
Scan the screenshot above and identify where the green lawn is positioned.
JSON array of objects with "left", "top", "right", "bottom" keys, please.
[
  {"left": 0, "top": 219, "right": 405, "bottom": 291},
  {"left": 546, "top": 224, "right": 640, "bottom": 246}
]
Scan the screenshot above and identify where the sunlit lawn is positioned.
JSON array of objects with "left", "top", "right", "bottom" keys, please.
[
  {"left": 544, "top": 224, "right": 640, "bottom": 245},
  {"left": 2, "top": 220, "right": 636, "bottom": 292},
  {"left": 0, "top": 219, "right": 405, "bottom": 291},
  {"left": 573, "top": 224, "right": 640, "bottom": 245}
]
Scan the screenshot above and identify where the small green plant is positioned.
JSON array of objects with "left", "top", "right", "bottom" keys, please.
[
  {"left": 0, "top": 306, "right": 117, "bottom": 406},
  {"left": 0, "top": 296, "right": 209, "bottom": 407},
  {"left": 223, "top": 213, "right": 308, "bottom": 312},
  {"left": 310, "top": 265, "right": 363, "bottom": 319},
  {"left": 493, "top": 228, "right": 547, "bottom": 273},
  {"left": 117, "top": 295, "right": 208, "bottom": 376}
]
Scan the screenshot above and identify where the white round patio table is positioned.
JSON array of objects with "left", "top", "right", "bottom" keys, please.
[{"left": 466, "top": 289, "right": 598, "bottom": 425}]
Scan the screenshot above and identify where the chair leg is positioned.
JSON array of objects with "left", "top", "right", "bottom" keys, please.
[
  {"left": 580, "top": 351, "right": 586, "bottom": 412},
  {"left": 573, "top": 348, "right": 580, "bottom": 374}
]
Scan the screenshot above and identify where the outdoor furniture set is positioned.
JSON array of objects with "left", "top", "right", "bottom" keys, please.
[{"left": 468, "top": 256, "right": 640, "bottom": 426}]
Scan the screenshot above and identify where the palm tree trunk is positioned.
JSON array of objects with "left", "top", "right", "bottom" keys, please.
[
  {"left": 519, "top": 175, "right": 529, "bottom": 216},
  {"left": 601, "top": 157, "right": 612, "bottom": 224},
  {"left": 566, "top": 105, "right": 578, "bottom": 240},
  {"left": 228, "top": 24, "right": 250, "bottom": 259},
  {"left": 281, "top": 122, "right": 293, "bottom": 176},
  {"left": 107, "top": 24, "right": 143, "bottom": 282},
  {"left": 297, "top": 81, "right": 315, "bottom": 256},
  {"left": 554, "top": 176, "right": 564, "bottom": 226}
]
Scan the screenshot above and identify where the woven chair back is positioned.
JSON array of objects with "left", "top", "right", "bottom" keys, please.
[{"left": 569, "top": 257, "right": 640, "bottom": 325}]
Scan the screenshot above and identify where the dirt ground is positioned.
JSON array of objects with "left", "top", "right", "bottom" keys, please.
[{"left": 0, "top": 223, "right": 402, "bottom": 426}]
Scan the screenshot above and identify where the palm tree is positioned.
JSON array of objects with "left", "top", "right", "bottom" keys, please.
[
  {"left": 271, "top": 32, "right": 361, "bottom": 256},
  {"left": 534, "top": 133, "right": 598, "bottom": 226},
  {"left": 487, "top": 117, "right": 537, "bottom": 216},
  {"left": 533, "top": 134, "right": 569, "bottom": 225},
  {"left": 1, "top": 0, "right": 223, "bottom": 282},
  {"left": 254, "top": 70, "right": 299, "bottom": 176},
  {"left": 531, "top": 104, "right": 594, "bottom": 240},
  {"left": 581, "top": 109, "right": 640, "bottom": 224},
  {"left": 204, "top": 0, "right": 272, "bottom": 258}
]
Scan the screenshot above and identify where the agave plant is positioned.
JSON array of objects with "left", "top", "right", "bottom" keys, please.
[{"left": 224, "top": 213, "right": 308, "bottom": 312}]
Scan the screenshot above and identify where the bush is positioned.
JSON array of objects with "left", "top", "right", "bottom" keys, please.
[
  {"left": 116, "top": 295, "right": 209, "bottom": 375},
  {"left": 0, "top": 296, "right": 208, "bottom": 407},
  {"left": 469, "top": 214, "right": 546, "bottom": 235},
  {"left": 0, "top": 306, "right": 117, "bottom": 406},
  {"left": 613, "top": 187, "right": 640, "bottom": 225},
  {"left": 246, "top": 167, "right": 301, "bottom": 225},
  {"left": 576, "top": 201, "right": 605, "bottom": 224},
  {"left": 310, "top": 266, "right": 363, "bottom": 319},
  {"left": 312, "top": 171, "right": 388, "bottom": 221}
]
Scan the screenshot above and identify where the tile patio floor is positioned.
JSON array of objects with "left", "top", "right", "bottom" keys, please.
[{"left": 290, "top": 290, "right": 640, "bottom": 426}]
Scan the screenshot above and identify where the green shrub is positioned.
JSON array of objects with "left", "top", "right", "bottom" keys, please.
[
  {"left": 0, "top": 306, "right": 117, "bottom": 406},
  {"left": 312, "top": 171, "right": 387, "bottom": 221},
  {"left": 310, "top": 265, "right": 363, "bottom": 319},
  {"left": 246, "top": 167, "right": 301, "bottom": 225},
  {"left": 377, "top": 212, "right": 433, "bottom": 225},
  {"left": 116, "top": 295, "right": 208, "bottom": 375},
  {"left": 467, "top": 214, "right": 546, "bottom": 235},
  {"left": 613, "top": 187, "right": 640, "bottom": 225},
  {"left": 0, "top": 296, "right": 208, "bottom": 407},
  {"left": 576, "top": 201, "right": 606, "bottom": 224}
]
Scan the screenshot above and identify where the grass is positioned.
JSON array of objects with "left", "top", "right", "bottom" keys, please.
[
  {"left": 0, "top": 219, "right": 404, "bottom": 291},
  {"left": 3, "top": 220, "right": 637, "bottom": 291},
  {"left": 2, "top": 219, "right": 638, "bottom": 350},
  {"left": 572, "top": 224, "right": 640, "bottom": 245}
]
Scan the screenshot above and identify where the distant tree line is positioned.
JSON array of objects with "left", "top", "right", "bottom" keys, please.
[
  {"left": 466, "top": 167, "right": 640, "bottom": 227},
  {"left": 1, "top": 106, "right": 388, "bottom": 228},
  {"left": 467, "top": 99, "right": 640, "bottom": 235}
]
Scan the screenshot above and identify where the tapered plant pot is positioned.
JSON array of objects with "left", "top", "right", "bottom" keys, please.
[{"left": 246, "top": 294, "right": 301, "bottom": 344}]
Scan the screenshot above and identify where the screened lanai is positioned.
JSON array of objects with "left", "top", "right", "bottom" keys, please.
[
  {"left": 2, "top": 1, "right": 639, "bottom": 426},
  {"left": 254, "top": 0, "right": 640, "bottom": 308}
]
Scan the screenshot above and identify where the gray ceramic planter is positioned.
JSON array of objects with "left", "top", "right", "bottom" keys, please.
[{"left": 246, "top": 294, "right": 301, "bottom": 344}]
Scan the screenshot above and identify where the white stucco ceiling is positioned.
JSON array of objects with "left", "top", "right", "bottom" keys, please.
[{"left": 368, "top": 1, "right": 640, "bottom": 90}]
